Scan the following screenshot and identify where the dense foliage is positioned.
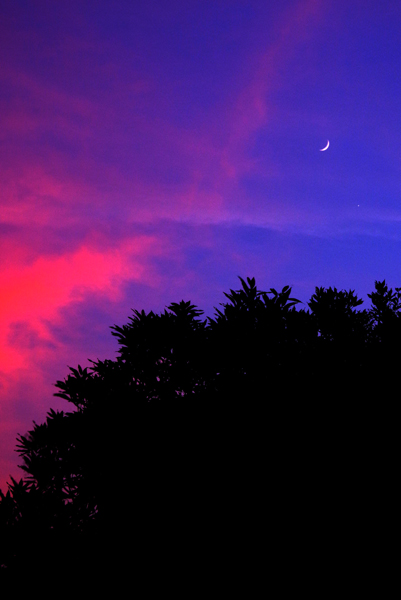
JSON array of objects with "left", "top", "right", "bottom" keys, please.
[{"left": 1, "top": 276, "right": 399, "bottom": 580}]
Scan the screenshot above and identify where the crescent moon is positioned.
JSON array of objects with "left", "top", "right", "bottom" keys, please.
[{"left": 320, "top": 140, "right": 330, "bottom": 151}]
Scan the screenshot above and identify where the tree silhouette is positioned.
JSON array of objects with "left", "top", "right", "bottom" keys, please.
[{"left": 1, "top": 276, "right": 399, "bottom": 582}]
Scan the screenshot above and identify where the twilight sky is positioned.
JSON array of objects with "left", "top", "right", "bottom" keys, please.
[{"left": 1, "top": 0, "right": 401, "bottom": 491}]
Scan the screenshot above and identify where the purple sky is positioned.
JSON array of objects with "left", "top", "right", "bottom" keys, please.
[{"left": 1, "top": 0, "right": 401, "bottom": 491}]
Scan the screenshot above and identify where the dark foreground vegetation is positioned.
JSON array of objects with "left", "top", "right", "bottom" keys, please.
[{"left": 0, "top": 277, "right": 399, "bottom": 585}]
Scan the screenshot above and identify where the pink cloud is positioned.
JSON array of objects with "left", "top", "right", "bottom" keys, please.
[{"left": 0, "top": 234, "right": 162, "bottom": 369}]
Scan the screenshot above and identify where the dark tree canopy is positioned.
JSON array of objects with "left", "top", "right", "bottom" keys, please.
[{"left": 0, "top": 276, "right": 398, "bottom": 584}]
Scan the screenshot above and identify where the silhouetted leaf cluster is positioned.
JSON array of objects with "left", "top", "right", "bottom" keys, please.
[{"left": 1, "top": 276, "right": 399, "bottom": 578}]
